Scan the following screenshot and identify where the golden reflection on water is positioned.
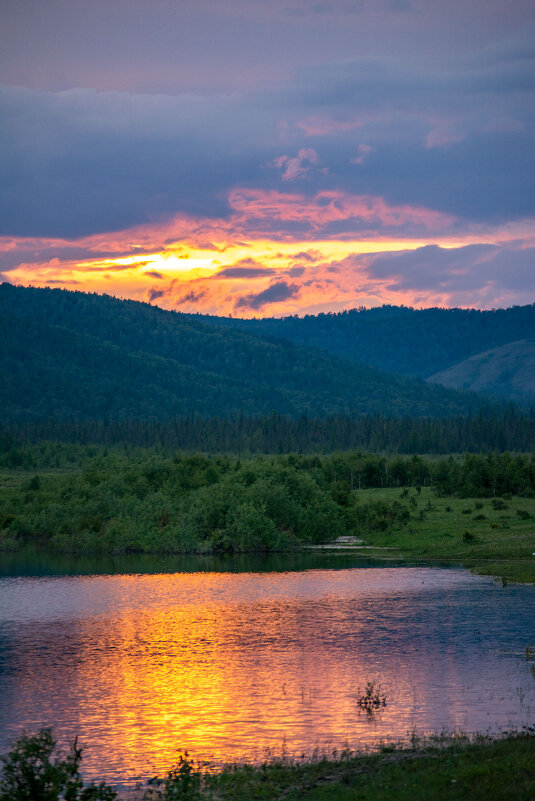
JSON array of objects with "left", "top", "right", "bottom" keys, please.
[{"left": 1, "top": 568, "right": 534, "bottom": 787}]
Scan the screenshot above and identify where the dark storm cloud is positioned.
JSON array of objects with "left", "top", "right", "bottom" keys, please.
[{"left": 235, "top": 281, "right": 301, "bottom": 310}]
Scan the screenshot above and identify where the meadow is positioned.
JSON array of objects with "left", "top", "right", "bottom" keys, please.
[{"left": 345, "top": 486, "right": 535, "bottom": 585}]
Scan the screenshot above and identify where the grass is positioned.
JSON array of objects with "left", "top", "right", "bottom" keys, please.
[
  {"left": 3, "top": 730, "right": 534, "bottom": 800},
  {"left": 348, "top": 487, "right": 535, "bottom": 585},
  {"left": 199, "top": 733, "right": 535, "bottom": 800}
]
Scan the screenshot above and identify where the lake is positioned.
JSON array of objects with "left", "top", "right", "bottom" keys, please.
[{"left": 0, "top": 553, "right": 534, "bottom": 789}]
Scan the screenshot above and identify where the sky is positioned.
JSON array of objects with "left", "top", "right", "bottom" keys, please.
[{"left": 1, "top": 0, "right": 534, "bottom": 317}]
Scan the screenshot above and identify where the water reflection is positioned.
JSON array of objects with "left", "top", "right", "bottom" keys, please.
[{"left": 0, "top": 566, "right": 534, "bottom": 788}]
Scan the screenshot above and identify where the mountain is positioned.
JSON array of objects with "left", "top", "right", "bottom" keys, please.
[
  {"left": 428, "top": 339, "right": 535, "bottom": 403},
  {"left": 193, "top": 304, "right": 535, "bottom": 379},
  {"left": 0, "top": 284, "right": 489, "bottom": 422}
]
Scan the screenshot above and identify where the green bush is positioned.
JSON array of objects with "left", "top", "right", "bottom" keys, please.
[
  {"left": 0, "top": 729, "right": 116, "bottom": 801},
  {"left": 148, "top": 753, "right": 202, "bottom": 800}
]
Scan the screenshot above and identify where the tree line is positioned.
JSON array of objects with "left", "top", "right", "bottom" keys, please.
[{"left": 2, "top": 409, "right": 534, "bottom": 460}]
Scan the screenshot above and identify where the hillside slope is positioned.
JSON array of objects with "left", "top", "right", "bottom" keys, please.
[
  {"left": 195, "top": 305, "right": 535, "bottom": 379},
  {"left": 0, "top": 284, "right": 488, "bottom": 421},
  {"left": 428, "top": 339, "right": 535, "bottom": 402}
]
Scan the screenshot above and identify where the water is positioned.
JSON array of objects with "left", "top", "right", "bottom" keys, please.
[{"left": 0, "top": 554, "right": 534, "bottom": 788}]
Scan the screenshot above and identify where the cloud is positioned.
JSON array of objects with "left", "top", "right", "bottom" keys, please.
[
  {"left": 177, "top": 288, "right": 208, "bottom": 305},
  {"left": 0, "top": 242, "right": 120, "bottom": 271},
  {"left": 296, "top": 116, "right": 364, "bottom": 136},
  {"left": 364, "top": 243, "right": 535, "bottom": 301},
  {"left": 290, "top": 250, "right": 323, "bottom": 261},
  {"left": 350, "top": 144, "right": 374, "bottom": 165},
  {"left": 214, "top": 257, "right": 274, "bottom": 278},
  {"left": 1, "top": 34, "right": 534, "bottom": 241},
  {"left": 217, "top": 266, "right": 274, "bottom": 278},
  {"left": 228, "top": 188, "right": 455, "bottom": 237},
  {"left": 144, "top": 270, "right": 164, "bottom": 279},
  {"left": 235, "top": 280, "right": 301, "bottom": 310},
  {"left": 272, "top": 148, "right": 322, "bottom": 181},
  {"left": 148, "top": 288, "right": 165, "bottom": 302}
]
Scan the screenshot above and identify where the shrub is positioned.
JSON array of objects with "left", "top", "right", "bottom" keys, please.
[
  {"left": 147, "top": 753, "right": 202, "bottom": 800},
  {"left": 0, "top": 728, "right": 116, "bottom": 801},
  {"left": 492, "top": 499, "right": 508, "bottom": 511}
]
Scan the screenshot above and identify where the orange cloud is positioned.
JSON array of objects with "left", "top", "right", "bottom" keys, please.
[{"left": 2, "top": 187, "right": 534, "bottom": 318}]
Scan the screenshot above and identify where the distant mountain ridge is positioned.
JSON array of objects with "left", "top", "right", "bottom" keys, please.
[
  {"left": 429, "top": 339, "right": 535, "bottom": 402},
  {"left": 0, "top": 284, "right": 492, "bottom": 422},
  {"left": 192, "top": 304, "right": 535, "bottom": 379}
]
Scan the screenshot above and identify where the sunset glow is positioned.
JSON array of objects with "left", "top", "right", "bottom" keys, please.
[
  {"left": 3, "top": 192, "right": 534, "bottom": 316},
  {"left": 1, "top": 0, "right": 534, "bottom": 317}
]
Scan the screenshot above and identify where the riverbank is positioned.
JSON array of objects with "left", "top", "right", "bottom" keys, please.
[
  {"left": 193, "top": 732, "right": 535, "bottom": 801},
  {"left": 2, "top": 730, "right": 534, "bottom": 800}
]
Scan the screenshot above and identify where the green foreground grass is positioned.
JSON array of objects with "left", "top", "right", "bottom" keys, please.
[
  {"left": 349, "top": 487, "right": 535, "bottom": 585},
  {"left": 2, "top": 730, "right": 534, "bottom": 801},
  {"left": 199, "top": 733, "right": 535, "bottom": 801}
]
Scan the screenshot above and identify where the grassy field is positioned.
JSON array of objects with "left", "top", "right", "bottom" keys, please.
[{"left": 345, "top": 487, "right": 535, "bottom": 585}]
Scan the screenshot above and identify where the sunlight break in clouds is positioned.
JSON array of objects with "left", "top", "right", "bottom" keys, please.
[
  {"left": 2, "top": 184, "right": 534, "bottom": 317},
  {"left": 1, "top": 2, "right": 534, "bottom": 314}
]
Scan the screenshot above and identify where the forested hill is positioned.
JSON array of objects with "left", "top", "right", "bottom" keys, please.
[
  {"left": 194, "top": 304, "right": 535, "bottom": 379},
  {"left": 429, "top": 339, "right": 535, "bottom": 402},
  {"left": 0, "top": 284, "right": 489, "bottom": 422}
]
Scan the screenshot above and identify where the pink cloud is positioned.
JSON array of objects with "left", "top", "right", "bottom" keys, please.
[
  {"left": 228, "top": 188, "right": 455, "bottom": 233},
  {"left": 350, "top": 144, "right": 374, "bottom": 165},
  {"left": 272, "top": 148, "right": 322, "bottom": 181}
]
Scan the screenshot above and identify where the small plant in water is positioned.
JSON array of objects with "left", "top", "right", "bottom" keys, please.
[{"left": 355, "top": 681, "right": 387, "bottom": 714}]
